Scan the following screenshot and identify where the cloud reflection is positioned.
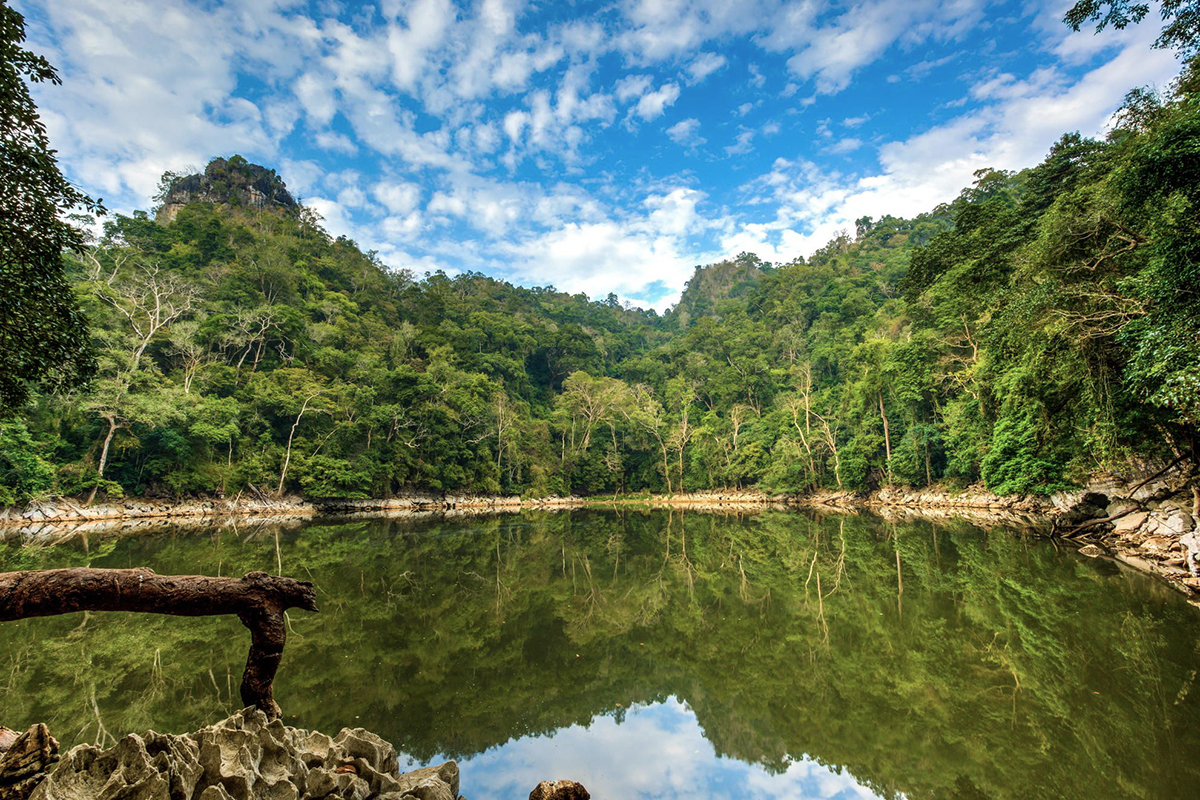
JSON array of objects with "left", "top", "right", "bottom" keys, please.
[{"left": 401, "top": 697, "right": 882, "bottom": 799}]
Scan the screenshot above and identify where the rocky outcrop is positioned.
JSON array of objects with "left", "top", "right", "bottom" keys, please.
[
  {"left": 156, "top": 157, "right": 298, "bottom": 224},
  {"left": 1066, "top": 483, "right": 1200, "bottom": 597},
  {"left": 24, "top": 710, "right": 461, "bottom": 800},
  {"left": 0, "top": 725, "right": 59, "bottom": 800},
  {"left": 806, "top": 471, "right": 1200, "bottom": 598}
]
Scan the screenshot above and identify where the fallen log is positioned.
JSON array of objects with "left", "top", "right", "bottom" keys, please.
[{"left": 0, "top": 568, "right": 318, "bottom": 718}]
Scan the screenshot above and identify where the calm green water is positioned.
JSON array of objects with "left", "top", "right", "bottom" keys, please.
[{"left": 1, "top": 510, "right": 1198, "bottom": 799}]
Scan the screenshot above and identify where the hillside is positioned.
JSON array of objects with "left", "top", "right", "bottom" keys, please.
[
  {"left": 668, "top": 254, "right": 770, "bottom": 328},
  {"left": 2, "top": 69, "right": 1198, "bottom": 504}
]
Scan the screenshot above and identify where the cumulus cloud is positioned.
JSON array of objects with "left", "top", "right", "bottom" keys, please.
[
  {"left": 23, "top": 0, "right": 1190, "bottom": 313},
  {"left": 731, "top": 19, "right": 1180, "bottom": 264},
  {"left": 685, "top": 51, "right": 727, "bottom": 83},
  {"left": 666, "top": 117, "right": 704, "bottom": 146},
  {"left": 372, "top": 181, "right": 422, "bottom": 214},
  {"left": 631, "top": 82, "right": 680, "bottom": 120}
]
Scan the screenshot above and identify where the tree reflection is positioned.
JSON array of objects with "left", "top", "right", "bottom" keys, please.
[{"left": 1, "top": 509, "right": 1198, "bottom": 798}]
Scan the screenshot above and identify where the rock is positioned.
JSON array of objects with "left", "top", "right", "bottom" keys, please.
[
  {"left": 1180, "top": 530, "right": 1200, "bottom": 576},
  {"left": 1161, "top": 510, "right": 1195, "bottom": 536},
  {"left": 0, "top": 724, "right": 59, "bottom": 800},
  {"left": 1111, "top": 512, "right": 1147, "bottom": 533},
  {"left": 0, "top": 730, "right": 17, "bottom": 754},
  {"left": 377, "top": 776, "right": 454, "bottom": 800},
  {"left": 1138, "top": 535, "right": 1179, "bottom": 558},
  {"left": 29, "top": 710, "right": 458, "bottom": 800},
  {"left": 528, "top": 780, "right": 590, "bottom": 800},
  {"left": 386, "top": 763, "right": 459, "bottom": 798}
]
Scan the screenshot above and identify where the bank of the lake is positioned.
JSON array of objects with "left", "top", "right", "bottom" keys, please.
[{"left": 5, "top": 471, "right": 1199, "bottom": 598}]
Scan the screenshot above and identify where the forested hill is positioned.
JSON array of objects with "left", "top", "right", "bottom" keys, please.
[{"left": 2, "top": 65, "right": 1198, "bottom": 505}]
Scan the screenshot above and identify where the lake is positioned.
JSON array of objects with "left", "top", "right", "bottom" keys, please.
[{"left": 2, "top": 509, "right": 1198, "bottom": 798}]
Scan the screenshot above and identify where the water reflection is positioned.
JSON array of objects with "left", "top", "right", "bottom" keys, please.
[
  {"left": 1, "top": 509, "right": 1198, "bottom": 798},
  {"left": 446, "top": 698, "right": 880, "bottom": 799}
]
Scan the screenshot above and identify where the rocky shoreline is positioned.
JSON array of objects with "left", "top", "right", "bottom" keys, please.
[
  {"left": 804, "top": 473, "right": 1200, "bottom": 599},
  {"left": 3, "top": 475, "right": 1198, "bottom": 598},
  {"left": 0, "top": 709, "right": 589, "bottom": 800},
  {"left": 0, "top": 489, "right": 794, "bottom": 526},
  {"left": 0, "top": 491, "right": 794, "bottom": 540}
]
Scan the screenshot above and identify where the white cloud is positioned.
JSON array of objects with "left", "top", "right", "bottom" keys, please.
[
  {"left": 372, "top": 181, "right": 421, "bottom": 214},
  {"left": 826, "top": 137, "right": 862, "bottom": 154},
  {"left": 24, "top": 0, "right": 1190, "bottom": 315},
  {"left": 730, "top": 20, "right": 1180, "bottom": 265},
  {"left": 315, "top": 130, "right": 358, "bottom": 155},
  {"left": 685, "top": 51, "right": 727, "bottom": 83},
  {"left": 384, "top": 0, "right": 455, "bottom": 90},
  {"left": 25, "top": 0, "right": 294, "bottom": 205},
  {"left": 759, "top": 0, "right": 987, "bottom": 94},
  {"left": 615, "top": 73, "right": 654, "bottom": 102},
  {"left": 632, "top": 82, "right": 680, "bottom": 120},
  {"left": 726, "top": 128, "right": 755, "bottom": 155},
  {"left": 666, "top": 117, "right": 703, "bottom": 146}
]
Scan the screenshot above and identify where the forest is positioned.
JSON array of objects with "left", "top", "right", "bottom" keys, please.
[{"left": 2, "top": 64, "right": 1199, "bottom": 505}]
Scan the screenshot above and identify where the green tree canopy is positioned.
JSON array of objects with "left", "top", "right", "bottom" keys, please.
[{"left": 0, "top": 0, "right": 103, "bottom": 410}]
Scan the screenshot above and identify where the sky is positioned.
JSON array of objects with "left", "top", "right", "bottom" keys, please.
[{"left": 17, "top": 0, "right": 1184, "bottom": 309}]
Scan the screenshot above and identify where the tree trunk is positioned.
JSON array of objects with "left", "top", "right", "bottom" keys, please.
[
  {"left": 660, "top": 439, "right": 673, "bottom": 494},
  {"left": 0, "top": 568, "right": 318, "bottom": 718},
  {"left": 85, "top": 416, "right": 119, "bottom": 506},
  {"left": 278, "top": 394, "right": 316, "bottom": 496},
  {"left": 878, "top": 391, "right": 892, "bottom": 483}
]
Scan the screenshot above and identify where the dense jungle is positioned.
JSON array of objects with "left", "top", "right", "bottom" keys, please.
[{"left": 4, "top": 65, "right": 1199, "bottom": 505}]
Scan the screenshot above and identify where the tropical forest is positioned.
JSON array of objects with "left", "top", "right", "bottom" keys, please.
[{"left": 2, "top": 0, "right": 1200, "bottom": 799}]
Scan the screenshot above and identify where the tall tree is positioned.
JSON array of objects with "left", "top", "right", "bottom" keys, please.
[{"left": 0, "top": 1, "right": 102, "bottom": 410}]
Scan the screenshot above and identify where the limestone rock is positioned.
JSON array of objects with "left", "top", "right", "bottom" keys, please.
[
  {"left": 385, "top": 763, "right": 458, "bottom": 799},
  {"left": 528, "top": 780, "right": 590, "bottom": 800},
  {"left": 0, "top": 725, "right": 59, "bottom": 800},
  {"left": 1180, "top": 530, "right": 1200, "bottom": 576},
  {"left": 29, "top": 710, "right": 457, "bottom": 800},
  {"left": 1111, "top": 512, "right": 1147, "bottom": 533}
]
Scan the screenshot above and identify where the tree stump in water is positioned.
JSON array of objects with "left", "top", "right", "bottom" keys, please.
[{"left": 0, "top": 568, "right": 318, "bottom": 717}]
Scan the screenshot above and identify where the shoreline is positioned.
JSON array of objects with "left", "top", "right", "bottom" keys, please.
[
  {"left": 0, "top": 484, "right": 1064, "bottom": 527},
  {"left": 0, "top": 489, "right": 799, "bottom": 528},
  {"left": 4, "top": 479, "right": 1197, "bottom": 599}
]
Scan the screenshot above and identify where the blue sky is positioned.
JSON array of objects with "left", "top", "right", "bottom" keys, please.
[{"left": 18, "top": 0, "right": 1183, "bottom": 308}]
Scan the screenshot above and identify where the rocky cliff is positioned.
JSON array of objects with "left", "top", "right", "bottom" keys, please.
[{"left": 156, "top": 157, "right": 298, "bottom": 223}]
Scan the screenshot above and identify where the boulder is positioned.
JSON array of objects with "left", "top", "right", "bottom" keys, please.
[{"left": 528, "top": 781, "right": 590, "bottom": 800}]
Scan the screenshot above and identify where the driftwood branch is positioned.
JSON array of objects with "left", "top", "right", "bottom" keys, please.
[{"left": 0, "top": 569, "right": 318, "bottom": 718}]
